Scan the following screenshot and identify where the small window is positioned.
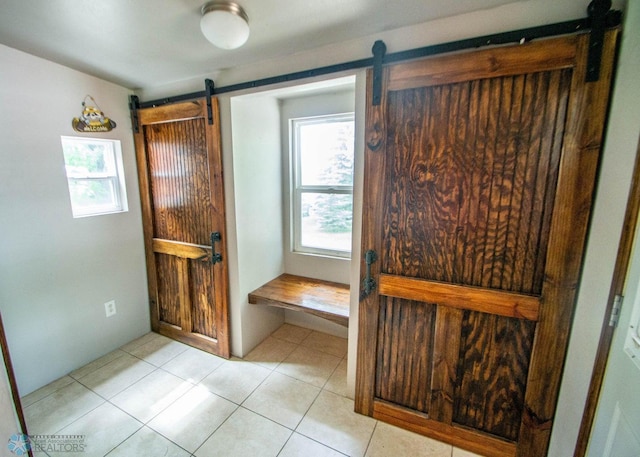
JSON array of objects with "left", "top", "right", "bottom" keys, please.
[
  {"left": 291, "top": 113, "right": 355, "bottom": 258},
  {"left": 61, "top": 136, "right": 128, "bottom": 217}
]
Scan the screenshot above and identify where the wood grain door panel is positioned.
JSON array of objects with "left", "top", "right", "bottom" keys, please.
[
  {"left": 453, "top": 310, "right": 535, "bottom": 441},
  {"left": 134, "top": 99, "right": 230, "bottom": 358},
  {"left": 356, "top": 31, "right": 618, "bottom": 457},
  {"left": 382, "top": 70, "right": 570, "bottom": 294}
]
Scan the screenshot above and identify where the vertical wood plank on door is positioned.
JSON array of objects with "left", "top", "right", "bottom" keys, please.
[
  {"left": 429, "top": 306, "right": 463, "bottom": 423},
  {"left": 465, "top": 78, "right": 491, "bottom": 289},
  {"left": 528, "top": 70, "right": 570, "bottom": 296},
  {"left": 512, "top": 72, "right": 545, "bottom": 294},
  {"left": 156, "top": 254, "right": 181, "bottom": 327},
  {"left": 178, "top": 258, "right": 193, "bottom": 333},
  {"left": 190, "top": 257, "right": 218, "bottom": 340},
  {"left": 518, "top": 31, "right": 619, "bottom": 456},
  {"left": 490, "top": 75, "right": 522, "bottom": 291},
  {"left": 356, "top": 67, "right": 390, "bottom": 416}
]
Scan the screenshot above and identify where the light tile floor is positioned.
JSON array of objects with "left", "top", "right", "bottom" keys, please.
[{"left": 22, "top": 323, "right": 483, "bottom": 457}]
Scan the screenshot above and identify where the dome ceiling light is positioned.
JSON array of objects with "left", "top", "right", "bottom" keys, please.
[{"left": 200, "top": 1, "right": 250, "bottom": 50}]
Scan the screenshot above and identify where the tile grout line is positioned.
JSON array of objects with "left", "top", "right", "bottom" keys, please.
[
  {"left": 319, "top": 352, "right": 344, "bottom": 391},
  {"left": 362, "top": 420, "right": 380, "bottom": 457},
  {"left": 157, "top": 351, "right": 226, "bottom": 385},
  {"left": 189, "top": 403, "right": 240, "bottom": 456},
  {"left": 99, "top": 423, "right": 145, "bottom": 457},
  {"left": 290, "top": 385, "right": 353, "bottom": 456},
  {"left": 274, "top": 431, "right": 295, "bottom": 457}
]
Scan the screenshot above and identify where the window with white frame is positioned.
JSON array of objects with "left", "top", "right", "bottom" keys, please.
[
  {"left": 60, "top": 136, "right": 128, "bottom": 218},
  {"left": 291, "top": 113, "right": 355, "bottom": 258}
]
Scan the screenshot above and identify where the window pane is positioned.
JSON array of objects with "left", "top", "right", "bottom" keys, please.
[
  {"left": 62, "top": 139, "right": 116, "bottom": 177},
  {"left": 301, "top": 192, "right": 352, "bottom": 252},
  {"left": 298, "top": 119, "right": 354, "bottom": 186},
  {"left": 68, "top": 178, "right": 118, "bottom": 213}
]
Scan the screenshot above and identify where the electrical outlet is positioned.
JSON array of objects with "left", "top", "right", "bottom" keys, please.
[{"left": 104, "top": 300, "right": 116, "bottom": 317}]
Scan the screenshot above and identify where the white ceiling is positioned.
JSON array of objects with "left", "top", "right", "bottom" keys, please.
[{"left": 0, "top": 0, "right": 517, "bottom": 90}]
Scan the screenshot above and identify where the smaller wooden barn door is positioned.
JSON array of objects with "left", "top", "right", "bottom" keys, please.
[
  {"left": 134, "top": 99, "right": 230, "bottom": 358},
  {"left": 356, "top": 31, "right": 618, "bottom": 457}
]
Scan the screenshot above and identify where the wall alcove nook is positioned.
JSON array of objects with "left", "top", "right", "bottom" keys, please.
[{"left": 220, "top": 74, "right": 364, "bottom": 381}]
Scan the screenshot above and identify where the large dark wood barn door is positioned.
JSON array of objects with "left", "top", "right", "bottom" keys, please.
[
  {"left": 133, "top": 100, "right": 230, "bottom": 358},
  {"left": 356, "top": 31, "right": 617, "bottom": 457}
]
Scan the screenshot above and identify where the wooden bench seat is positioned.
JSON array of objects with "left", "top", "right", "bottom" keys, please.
[{"left": 248, "top": 274, "right": 350, "bottom": 327}]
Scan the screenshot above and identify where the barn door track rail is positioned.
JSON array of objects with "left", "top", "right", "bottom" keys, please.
[{"left": 130, "top": 0, "right": 620, "bottom": 126}]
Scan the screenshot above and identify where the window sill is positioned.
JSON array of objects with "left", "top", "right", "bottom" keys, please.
[{"left": 291, "top": 250, "right": 351, "bottom": 262}]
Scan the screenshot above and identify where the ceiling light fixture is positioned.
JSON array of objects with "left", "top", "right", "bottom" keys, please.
[{"left": 200, "top": 1, "right": 250, "bottom": 50}]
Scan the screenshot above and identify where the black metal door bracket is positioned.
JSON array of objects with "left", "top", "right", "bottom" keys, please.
[
  {"left": 371, "top": 40, "right": 387, "bottom": 106},
  {"left": 205, "top": 79, "right": 215, "bottom": 125},
  {"left": 128, "top": 95, "right": 140, "bottom": 133},
  {"left": 362, "top": 249, "right": 378, "bottom": 298},
  {"left": 210, "top": 231, "right": 223, "bottom": 264},
  {"left": 586, "top": 0, "right": 612, "bottom": 82}
]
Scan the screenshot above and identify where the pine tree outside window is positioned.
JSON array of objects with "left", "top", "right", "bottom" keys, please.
[{"left": 291, "top": 113, "right": 355, "bottom": 258}]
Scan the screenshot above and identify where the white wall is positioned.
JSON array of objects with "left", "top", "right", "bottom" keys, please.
[
  {"left": 223, "top": 94, "right": 286, "bottom": 356},
  {"left": 0, "top": 44, "right": 149, "bottom": 395}
]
